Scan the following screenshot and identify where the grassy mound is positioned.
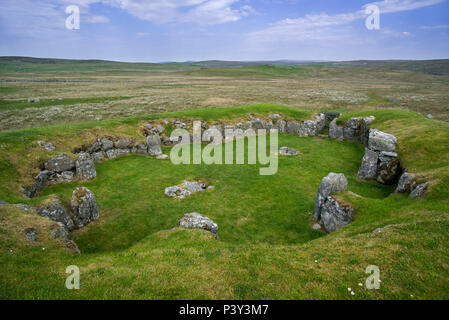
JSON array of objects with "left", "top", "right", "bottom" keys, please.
[{"left": 0, "top": 104, "right": 448, "bottom": 299}]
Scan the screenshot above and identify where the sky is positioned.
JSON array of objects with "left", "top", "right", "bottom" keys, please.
[{"left": 0, "top": 0, "right": 448, "bottom": 62}]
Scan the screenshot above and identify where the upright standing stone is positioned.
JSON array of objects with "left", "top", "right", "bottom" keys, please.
[
  {"left": 147, "top": 135, "right": 162, "bottom": 156},
  {"left": 75, "top": 152, "right": 96, "bottom": 180},
  {"left": 70, "top": 187, "right": 100, "bottom": 228},
  {"left": 357, "top": 148, "right": 379, "bottom": 180}
]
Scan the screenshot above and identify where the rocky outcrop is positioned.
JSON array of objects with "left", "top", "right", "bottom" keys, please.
[
  {"left": 75, "top": 152, "right": 96, "bottom": 180},
  {"left": 70, "top": 187, "right": 99, "bottom": 228},
  {"left": 38, "top": 201, "right": 75, "bottom": 231},
  {"left": 179, "top": 212, "right": 219, "bottom": 239},
  {"left": 314, "top": 173, "right": 352, "bottom": 233}
]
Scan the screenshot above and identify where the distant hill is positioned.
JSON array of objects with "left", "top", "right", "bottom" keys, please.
[{"left": 1, "top": 56, "right": 448, "bottom": 76}]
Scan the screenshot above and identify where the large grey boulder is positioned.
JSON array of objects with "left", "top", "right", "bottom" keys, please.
[
  {"left": 147, "top": 135, "right": 162, "bottom": 156},
  {"left": 91, "top": 151, "right": 105, "bottom": 162},
  {"left": 75, "top": 152, "right": 96, "bottom": 180},
  {"left": 329, "top": 119, "right": 343, "bottom": 140},
  {"left": 395, "top": 172, "right": 417, "bottom": 193},
  {"left": 44, "top": 154, "right": 75, "bottom": 173},
  {"left": 100, "top": 138, "right": 114, "bottom": 151},
  {"left": 357, "top": 148, "right": 379, "bottom": 180},
  {"left": 320, "top": 196, "right": 354, "bottom": 233},
  {"left": 314, "top": 173, "right": 348, "bottom": 220},
  {"left": 343, "top": 117, "right": 363, "bottom": 141},
  {"left": 26, "top": 170, "right": 51, "bottom": 198},
  {"left": 38, "top": 202, "right": 75, "bottom": 231},
  {"left": 179, "top": 212, "right": 219, "bottom": 239},
  {"left": 70, "top": 187, "right": 99, "bottom": 228},
  {"left": 115, "top": 138, "right": 133, "bottom": 149},
  {"left": 409, "top": 183, "right": 428, "bottom": 199},
  {"left": 368, "top": 129, "right": 397, "bottom": 153}
]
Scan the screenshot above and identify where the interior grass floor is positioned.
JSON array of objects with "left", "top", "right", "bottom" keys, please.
[{"left": 0, "top": 105, "right": 448, "bottom": 300}]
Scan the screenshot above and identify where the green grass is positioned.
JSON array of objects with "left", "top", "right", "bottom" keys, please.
[{"left": 1, "top": 105, "right": 449, "bottom": 299}]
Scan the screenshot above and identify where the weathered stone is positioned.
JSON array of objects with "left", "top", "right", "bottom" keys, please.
[
  {"left": 100, "top": 138, "right": 114, "bottom": 151},
  {"left": 312, "top": 223, "right": 322, "bottom": 230},
  {"left": 75, "top": 152, "right": 96, "bottom": 180},
  {"left": 286, "top": 121, "right": 301, "bottom": 134},
  {"left": 70, "top": 187, "right": 99, "bottom": 228},
  {"left": 376, "top": 157, "right": 401, "bottom": 185},
  {"left": 26, "top": 170, "right": 51, "bottom": 198},
  {"left": 106, "top": 149, "right": 117, "bottom": 159},
  {"left": 320, "top": 196, "right": 354, "bottom": 233},
  {"left": 368, "top": 129, "right": 397, "bottom": 152},
  {"left": 279, "top": 147, "right": 298, "bottom": 156},
  {"left": 250, "top": 119, "right": 265, "bottom": 130},
  {"left": 164, "top": 186, "right": 191, "bottom": 199},
  {"left": 395, "top": 172, "right": 417, "bottom": 193},
  {"left": 314, "top": 173, "right": 348, "bottom": 220},
  {"left": 182, "top": 180, "right": 206, "bottom": 193},
  {"left": 115, "top": 138, "right": 133, "bottom": 149},
  {"left": 131, "top": 143, "right": 147, "bottom": 154},
  {"left": 116, "top": 148, "right": 130, "bottom": 157},
  {"left": 44, "top": 154, "right": 75, "bottom": 173},
  {"left": 315, "top": 113, "right": 326, "bottom": 133},
  {"left": 360, "top": 116, "right": 375, "bottom": 146},
  {"left": 179, "top": 212, "right": 219, "bottom": 239},
  {"left": 409, "top": 183, "right": 428, "bottom": 199},
  {"left": 147, "top": 135, "right": 162, "bottom": 156},
  {"left": 92, "top": 151, "right": 105, "bottom": 162},
  {"left": 329, "top": 119, "right": 344, "bottom": 140},
  {"left": 37, "top": 141, "right": 56, "bottom": 151},
  {"left": 50, "top": 223, "right": 80, "bottom": 254},
  {"left": 357, "top": 148, "right": 379, "bottom": 180},
  {"left": 48, "top": 171, "right": 74, "bottom": 185},
  {"left": 269, "top": 113, "right": 280, "bottom": 120},
  {"left": 38, "top": 202, "right": 74, "bottom": 231},
  {"left": 87, "top": 141, "right": 102, "bottom": 153},
  {"left": 276, "top": 120, "right": 286, "bottom": 133},
  {"left": 298, "top": 120, "right": 317, "bottom": 136}
]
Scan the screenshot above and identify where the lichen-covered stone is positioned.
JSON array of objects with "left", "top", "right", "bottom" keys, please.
[
  {"left": 320, "top": 196, "right": 354, "bottom": 233},
  {"left": 26, "top": 170, "right": 52, "bottom": 198},
  {"left": 314, "top": 172, "right": 348, "bottom": 220},
  {"left": 179, "top": 212, "right": 219, "bottom": 239},
  {"left": 368, "top": 129, "right": 397, "bottom": 153},
  {"left": 75, "top": 152, "right": 96, "bottom": 180},
  {"left": 409, "top": 183, "right": 428, "bottom": 199},
  {"left": 100, "top": 138, "right": 114, "bottom": 151},
  {"left": 44, "top": 154, "right": 75, "bottom": 173},
  {"left": 357, "top": 148, "right": 379, "bottom": 180},
  {"left": 147, "top": 135, "right": 162, "bottom": 156},
  {"left": 395, "top": 172, "right": 417, "bottom": 193},
  {"left": 38, "top": 202, "right": 75, "bottom": 231},
  {"left": 70, "top": 187, "right": 99, "bottom": 228}
]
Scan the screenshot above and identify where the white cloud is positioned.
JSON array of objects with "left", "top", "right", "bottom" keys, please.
[{"left": 247, "top": 0, "right": 447, "bottom": 44}]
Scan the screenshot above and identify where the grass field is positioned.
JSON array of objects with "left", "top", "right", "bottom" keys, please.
[{"left": 1, "top": 100, "right": 449, "bottom": 299}]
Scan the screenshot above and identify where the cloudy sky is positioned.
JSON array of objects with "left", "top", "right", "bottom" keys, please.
[{"left": 0, "top": 0, "right": 448, "bottom": 61}]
